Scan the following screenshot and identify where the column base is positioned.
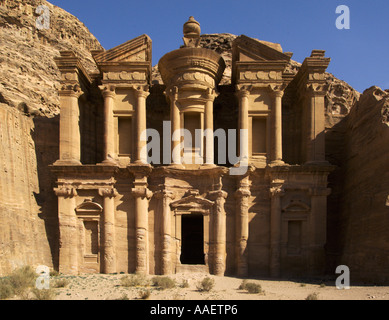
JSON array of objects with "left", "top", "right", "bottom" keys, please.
[
  {"left": 53, "top": 159, "right": 82, "bottom": 166},
  {"left": 98, "top": 158, "right": 118, "bottom": 166},
  {"left": 169, "top": 163, "right": 185, "bottom": 169},
  {"left": 201, "top": 163, "right": 217, "bottom": 168},
  {"left": 269, "top": 160, "right": 286, "bottom": 166}
]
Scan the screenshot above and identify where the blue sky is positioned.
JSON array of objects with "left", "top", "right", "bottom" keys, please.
[{"left": 48, "top": 0, "right": 389, "bottom": 92}]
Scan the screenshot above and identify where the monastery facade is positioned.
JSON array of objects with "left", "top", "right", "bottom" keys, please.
[{"left": 51, "top": 17, "right": 333, "bottom": 278}]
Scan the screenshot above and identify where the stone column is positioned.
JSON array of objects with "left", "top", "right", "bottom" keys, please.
[
  {"left": 132, "top": 183, "right": 152, "bottom": 274},
  {"left": 98, "top": 187, "right": 118, "bottom": 274},
  {"left": 237, "top": 87, "right": 250, "bottom": 164},
  {"left": 55, "top": 85, "right": 82, "bottom": 165},
  {"left": 134, "top": 87, "right": 150, "bottom": 164},
  {"left": 54, "top": 186, "right": 78, "bottom": 275},
  {"left": 269, "top": 86, "right": 284, "bottom": 164},
  {"left": 235, "top": 178, "right": 251, "bottom": 277},
  {"left": 100, "top": 86, "right": 116, "bottom": 164},
  {"left": 209, "top": 190, "right": 228, "bottom": 276},
  {"left": 204, "top": 89, "right": 215, "bottom": 166},
  {"left": 308, "top": 187, "right": 331, "bottom": 275},
  {"left": 269, "top": 183, "right": 285, "bottom": 278},
  {"left": 305, "top": 84, "right": 327, "bottom": 164},
  {"left": 169, "top": 86, "right": 182, "bottom": 166},
  {"left": 155, "top": 189, "right": 175, "bottom": 275}
]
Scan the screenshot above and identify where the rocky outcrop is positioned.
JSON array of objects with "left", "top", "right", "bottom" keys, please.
[
  {"left": 0, "top": 0, "right": 102, "bottom": 275},
  {"left": 0, "top": 0, "right": 102, "bottom": 117}
]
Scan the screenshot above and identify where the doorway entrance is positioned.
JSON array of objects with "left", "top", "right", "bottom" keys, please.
[{"left": 180, "top": 214, "right": 204, "bottom": 264}]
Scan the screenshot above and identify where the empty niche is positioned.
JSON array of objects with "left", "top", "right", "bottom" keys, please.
[
  {"left": 118, "top": 117, "right": 132, "bottom": 156},
  {"left": 287, "top": 220, "right": 302, "bottom": 255},
  {"left": 252, "top": 117, "right": 266, "bottom": 154}
]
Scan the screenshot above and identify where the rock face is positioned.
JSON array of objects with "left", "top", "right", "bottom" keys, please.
[
  {"left": 0, "top": 0, "right": 102, "bottom": 275},
  {"left": 330, "top": 87, "right": 389, "bottom": 283},
  {"left": 0, "top": 0, "right": 102, "bottom": 117}
]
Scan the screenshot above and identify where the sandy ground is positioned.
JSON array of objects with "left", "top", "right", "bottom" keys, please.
[{"left": 45, "top": 272, "right": 389, "bottom": 301}]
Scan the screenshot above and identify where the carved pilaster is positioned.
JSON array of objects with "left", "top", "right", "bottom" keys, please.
[
  {"left": 209, "top": 190, "right": 228, "bottom": 276},
  {"left": 235, "top": 183, "right": 251, "bottom": 277},
  {"left": 155, "top": 189, "right": 176, "bottom": 275},
  {"left": 54, "top": 185, "right": 78, "bottom": 275},
  {"left": 131, "top": 185, "right": 152, "bottom": 275},
  {"left": 269, "top": 181, "right": 285, "bottom": 278},
  {"left": 98, "top": 187, "right": 118, "bottom": 274}
]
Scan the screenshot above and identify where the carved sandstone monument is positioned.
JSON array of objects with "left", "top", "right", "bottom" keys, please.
[
  {"left": 1, "top": 1, "right": 388, "bottom": 283},
  {"left": 50, "top": 16, "right": 334, "bottom": 278}
]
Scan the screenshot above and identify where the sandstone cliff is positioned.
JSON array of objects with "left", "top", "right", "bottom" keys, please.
[
  {"left": 331, "top": 87, "right": 389, "bottom": 283},
  {"left": 0, "top": 0, "right": 102, "bottom": 275}
]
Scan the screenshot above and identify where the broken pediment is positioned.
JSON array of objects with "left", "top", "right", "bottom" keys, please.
[
  {"left": 91, "top": 34, "right": 152, "bottom": 64},
  {"left": 170, "top": 193, "right": 214, "bottom": 215},
  {"left": 232, "top": 35, "right": 292, "bottom": 63},
  {"left": 282, "top": 200, "right": 310, "bottom": 213},
  {"left": 75, "top": 200, "right": 103, "bottom": 215}
]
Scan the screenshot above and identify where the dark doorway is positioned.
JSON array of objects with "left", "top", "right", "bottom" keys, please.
[{"left": 181, "top": 214, "right": 205, "bottom": 264}]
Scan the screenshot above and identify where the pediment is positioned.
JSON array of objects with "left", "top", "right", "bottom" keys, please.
[
  {"left": 170, "top": 195, "right": 214, "bottom": 211},
  {"left": 75, "top": 200, "right": 103, "bottom": 214},
  {"left": 233, "top": 35, "right": 291, "bottom": 63},
  {"left": 282, "top": 200, "right": 310, "bottom": 213},
  {"left": 92, "top": 34, "right": 152, "bottom": 64}
]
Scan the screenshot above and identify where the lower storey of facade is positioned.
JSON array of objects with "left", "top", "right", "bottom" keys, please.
[{"left": 52, "top": 163, "right": 332, "bottom": 278}]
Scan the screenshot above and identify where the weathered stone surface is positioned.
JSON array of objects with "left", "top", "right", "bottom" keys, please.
[
  {"left": 328, "top": 87, "right": 389, "bottom": 284},
  {"left": 0, "top": 0, "right": 102, "bottom": 275}
]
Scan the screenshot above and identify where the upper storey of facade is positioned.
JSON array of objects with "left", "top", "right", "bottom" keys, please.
[{"left": 53, "top": 16, "right": 331, "bottom": 171}]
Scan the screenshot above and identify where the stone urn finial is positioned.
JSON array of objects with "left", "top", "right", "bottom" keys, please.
[{"left": 183, "top": 16, "right": 201, "bottom": 47}]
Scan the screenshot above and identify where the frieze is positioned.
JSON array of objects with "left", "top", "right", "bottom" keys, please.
[{"left": 103, "top": 71, "right": 146, "bottom": 81}]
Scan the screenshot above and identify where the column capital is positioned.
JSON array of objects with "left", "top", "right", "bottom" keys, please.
[
  {"left": 54, "top": 186, "right": 77, "bottom": 198},
  {"left": 131, "top": 187, "right": 153, "bottom": 199},
  {"left": 305, "top": 83, "right": 328, "bottom": 97},
  {"left": 205, "top": 88, "right": 218, "bottom": 101},
  {"left": 236, "top": 85, "right": 252, "bottom": 99},
  {"left": 165, "top": 86, "right": 179, "bottom": 100},
  {"left": 98, "top": 187, "right": 118, "bottom": 198},
  {"left": 59, "top": 84, "right": 83, "bottom": 98},
  {"left": 268, "top": 84, "right": 285, "bottom": 98},
  {"left": 208, "top": 190, "right": 228, "bottom": 200},
  {"left": 269, "top": 186, "right": 285, "bottom": 197},
  {"left": 155, "top": 189, "right": 176, "bottom": 200},
  {"left": 133, "top": 85, "right": 150, "bottom": 99},
  {"left": 99, "top": 85, "right": 116, "bottom": 98}
]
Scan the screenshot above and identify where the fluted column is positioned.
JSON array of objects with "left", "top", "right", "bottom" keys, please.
[
  {"left": 237, "top": 87, "right": 250, "bottom": 165},
  {"left": 155, "top": 189, "right": 176, "bottom": 275},
  {"left": 204, "top": 89, "right": 216, "bottom": 166},
  {"left": 134, "top": 86, "right": 150, "bottom": 164},
  {"left": 54, "top": 186, "right": 78, "bottom": 274},
  {"left": 100, "top": 86, "right": 116, "bottom": 164},
  {"left": 132, "top": 184, "right": 152, "bottom": 274},
  {"left": 269, "top": 183, "right": 285, "bottom": 278},
  {"left": 209, "top": 190, "right": 228, "bottom": 276},
  {"left": 99, "top": 187, "right": 118, "bottom": 274},
  {"left": 269, "top": 86, "right": 284, "bottom": 164},
  {"left": 55, "top": 85, "right": 82, "bottom": 165},
  {"left": 235, "top": 178, "right": 251, "bottom": 277}
]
